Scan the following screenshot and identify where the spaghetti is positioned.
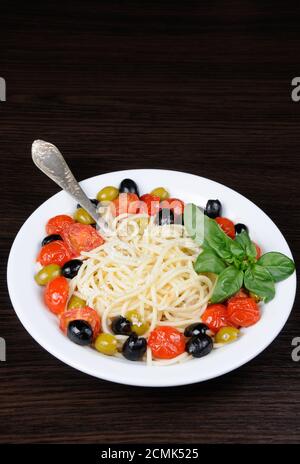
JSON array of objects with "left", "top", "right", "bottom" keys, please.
[{"left": 71, "top": 213, "right": 215, "bottom": 364}]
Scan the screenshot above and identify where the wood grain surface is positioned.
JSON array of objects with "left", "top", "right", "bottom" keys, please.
[{"left": 0, "top": 1, "right": 299, "bottom": 444}]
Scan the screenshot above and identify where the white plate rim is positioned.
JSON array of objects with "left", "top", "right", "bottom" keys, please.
[{"left": 7, "top": 169, "right": 297, "bottom": 387}]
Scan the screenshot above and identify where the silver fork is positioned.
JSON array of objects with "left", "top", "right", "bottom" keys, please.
[{"left": 31, "top": 140, "right": 111, "bottom": 236}]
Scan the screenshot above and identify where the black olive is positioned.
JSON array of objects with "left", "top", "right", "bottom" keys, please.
[
  {"left": 184, "top": 323, "right": 209, "bottom": 337},
  {"left": 76, "top": 198, "right": 99, "bottom": 209},
  {"left": 61, "top": 259, "right": 83, "bottom": 279},
  {"left": 186, "top": 334, "right": 213, "bottom": 358},
  {"left": 204, "top": 199, "right": 222, "bottom": 219},
  {"left": 154, "top": 208, "right": 175, "bottom": 226},
  {"left": 119, "top": 178, "right": 139, "bottom": 196},
  {"left": 122, "top": 334, "right": 147, "bottom": 361},
  {"left": 67, "top": 320, "right": 93, "bottom": 346},
  {"left": 41, "top": 234, "right": 62, "bottom": 246},
  {"left": 111, "top": 316, "right": 132, "bottom": 335},
  {"left": 235, "top": 223, "right": 249, "bottom": 234}
]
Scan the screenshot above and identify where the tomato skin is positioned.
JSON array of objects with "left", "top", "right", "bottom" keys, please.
[
  {"left": 44, "top": 276, "right": 69, "bottom": 315},
  {"left": 253, "top": 242, "right": 262, "bottom": 259},
  {"left": 139, "top": 194, "right": 160, "bottom": 216},
  {"left": 111, "top": 193, "right": 140, "bottom": 216},
  {"left": 59, "top": 306, "right": 101, "bottom": 339},
  {"left": 37, "top": 240, "right": 72, "bottom": 266},
  {"left": 160, "top": 198, "right": 185, "bottom": 216},
  {"left": 228, "top": 288, "right": 249, "bottom": 304},
  {"left": 227, "top": 297, "right": 260, "bottom": 327},
  {"left": 61, "top": 223, "right": 104, "bottom": 255},
  {"left": 215, "top": 217, "right": 236, "bottom": 239},
  {"left": 46, "top": 215, "right": 74, "bottom": 235},
  {"left": 201, "top": 304, "right": 231, "bottom": 333},
  {"left": 148, "top": 326, "right": 186, "bottom": 359}
]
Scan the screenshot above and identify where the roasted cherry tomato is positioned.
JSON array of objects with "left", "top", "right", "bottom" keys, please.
[
  {"left": 215, "top": 217, "right": 235, "bottom": 239},
  {"left": 227, "top": 297, "right": 260, "bottom": 327},
  {"left": 148, "top": 326, "right": 185, "bottom": 359},
  {"left": 44, "top": 276, "right": 69, "bottom": 315},
  {"left": 201, "top": 304, "right": 232, "bottom": 333},
  {"left": 139, "top": 194, "right": 160, "bottom": 216},
  {"left": 228, "top": 288, "right": 249, "bottom": 303},
  {"left": 61, "top": 223, "right": 104, "bottom": 255},
  {"left": 37, "top": 240, "right": 72, "bottom": 267},
  {"left": 46, "top": 215, "right": 74, "bottom": 235},
  {"left": 159, "top": 198, "right": 185, "bottom": 216},
  {"left": 59, "top": 306, "right": 101, "bottom": 339},
  {"left": 253, "top": 242, "right": 262, "bottom": 259},
  {"left": 110, "top": 193, "right": 140, "bottom": 216}
]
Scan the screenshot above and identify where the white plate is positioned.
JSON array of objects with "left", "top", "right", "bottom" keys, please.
[{"left": 7, "top": 169, "right": 296, "bottom": 387}]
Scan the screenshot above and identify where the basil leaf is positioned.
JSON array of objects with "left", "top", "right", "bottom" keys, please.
[
  {"left": 229, "top": 240, "right": 246, "bottom": 261},
  {"left": 257, "top": 252, "right": 295, "bottom": 282},
  {"left": 244, "top": 264, "right": 275, "bottom": 302},
  {"left": 204, "top": 215, "right": 238, "bottom": 263},
  {"left": 184, "top": 203, "right": 205, "bottom": 246},
  {"left": 210, "top": 266, "right": 244, "bottom": 303},
  {"left": 235, "top": 230, "right": 257, "bottom": 259},
  {"left": 185, "top": 203, "right": 244, "bottom": 266},
  {"left": 194, "top": 247, "right": 227, "bottom": 275}
]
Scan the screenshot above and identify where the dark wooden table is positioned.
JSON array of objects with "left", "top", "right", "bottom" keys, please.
[{"left": 1, "top": 1, "right": 299, "bottom": 444}]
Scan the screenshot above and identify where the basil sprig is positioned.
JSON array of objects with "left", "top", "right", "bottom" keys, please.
[
  {"left": 194, "top": 248, "right": 227, "bottom": 275},
  {"left": 257, "top": 252, "right": 295, "bottom": 282},
  {"left": 184, "top": 204, "right": 295, "bottom": 303},
  {"left": 244, "top": 265, "right": 275, "bottom": 303},
  {"left": 210, "top": 266, "right": 244, "bottom": 304}
]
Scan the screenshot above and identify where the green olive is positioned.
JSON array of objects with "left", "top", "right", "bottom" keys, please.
[
  {"left": 125, "top": 310, "right": 149, "bottom": 336},
  {"left": 74, "top": 207, "right": 95, "bottom": 225},
  {"left": 94, "top": 333, "right": 118, "bottom": 356},
  {"left": 97, "top": 186, "right": 119, "bottom": 203},
  {"left": 34, "top": 264, "right": 61, "bottom": 286},
  {"left": 150, "top": 187, "right": 169, "bottom": 200},
  {"left": 215, "top": 326, "right": 239, "bottom": 344},
  {"left": 67, "top": 295, "right": 87, "bottom": 309}
]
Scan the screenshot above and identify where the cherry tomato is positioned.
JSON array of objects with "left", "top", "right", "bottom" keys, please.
[
  {"left": 227, "top": 297, "right": 260, "bottom": 327},
  {"left": 253, "top": 242, "right": 262, "bottom": 259},
  {"left": 228, "top": 288, "right": 249, "bottom": 304},
  {"left": 59, "top": 306, "right": 101, "bottom": 339},
  {"left": 61, "top": 223, "right": 104, "bottom": 255},
  {"left": 46, "top": 215, "right": 74, "bottom": 235},
  {"left": 110, "top": 193, "right": 140, "bottom": 216},
  {"left": 139, "top": 194, "right": 160, "bottom": 216},
  {"left": 201, "top": 304, "right": 232, "bottom": 333},
  {"left": 215, "top": 217, "right": 235, "bottom": 239},
  {"left": 37, "top": 240, "right": 72, "bottom": 266},
  {"left": 44, "top": 276, "right": 69, "bottom": 315},
  {"left": 159, "top": 198, "right": 185, "bottom": 216},
  {"left": 148, "top": 326, "right": 185, "bottom": 359}
]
